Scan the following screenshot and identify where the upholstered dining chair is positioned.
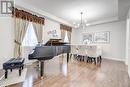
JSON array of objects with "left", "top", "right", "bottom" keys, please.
[
  {"left": 97, "top": 45, "right": 102, "bottom": 63},
  {"left": 86, "top": 45, "right": 102, "bottom": 64},
  {"left": 77, "top": 45, "right": 87, "bottom": 61},
  {"left": 70, "top": 45, "right": 79, "bottom": 59}
]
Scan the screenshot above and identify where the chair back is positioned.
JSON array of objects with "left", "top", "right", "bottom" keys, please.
[
  {"left": 86, "top": 45, "right": 98, "bottom": 57},
  {"left": 71, "top": 45, "right": 79, "bottom": 54},
  {"left": 97, "top": 45, "right": 102, "bottom": 56},
  {"left": 77, "top": 45, "right": 87, "bottom": 56}
]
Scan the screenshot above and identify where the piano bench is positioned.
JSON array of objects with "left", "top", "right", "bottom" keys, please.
[{"left": 3, "top": 58, "right": 25, "bottom": 79}]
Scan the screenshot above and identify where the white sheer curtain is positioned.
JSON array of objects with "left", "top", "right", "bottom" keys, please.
[
  {"left": 22, "top": 22, "right": 38, "bottom": 46},
  {"left": 32, "top": 22, "right": 43, "bottom": 43},
  {"left": 61, "top": 29, "right": 66, "bottom": 42},
  {"left": 67, "top": 31, "right": 71, "bottom": 43},
  {"left": 61, "top": 29, "right": 71, "bottom": 43},
  {"left": 64, "top": 31, "right": 69, "bottom": 43}
]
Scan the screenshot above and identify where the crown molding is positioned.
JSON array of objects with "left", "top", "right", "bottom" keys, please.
[
  {"left": 88, "top": 16, "right": 119, "bottom": 26},
  {"left": 15, "top": 0, "right": 72, "bottom": 26}
]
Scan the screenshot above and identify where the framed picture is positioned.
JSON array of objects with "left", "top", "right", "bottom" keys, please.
[
  {"left": 82, "top": 33, "right": 93, "bottom": 44},
  {"left": 47, "top": 29, "right": 58, "bottom": 38},
  {"left": 93, "top": 31, "right": 110, "bottom": 43}
]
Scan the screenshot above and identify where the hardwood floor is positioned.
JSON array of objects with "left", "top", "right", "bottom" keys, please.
[{"left": 7, "top": 55, "right": 130, "bottom": 87}]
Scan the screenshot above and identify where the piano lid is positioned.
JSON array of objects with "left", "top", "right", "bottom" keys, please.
[{"left": 45, "top": 39, "right": 68, "bottom": 46}]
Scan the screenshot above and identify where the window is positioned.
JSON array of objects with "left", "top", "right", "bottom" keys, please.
[
  {"left": 22, "top": 22, "right": 38, "bottom": 46},
  {"left": 64, "top": 31, "right": 69, "bottom": 43}
]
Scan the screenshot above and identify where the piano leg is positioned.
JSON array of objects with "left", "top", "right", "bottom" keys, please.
[
  {"left": 40, "top": 61, "right": 44, "bottom": 77},
  {"left": 5, "top": 70, "right": 8, "bottom": 79},
  {"left": 67, "top": 53, "right": 69, "bottom": 63}
]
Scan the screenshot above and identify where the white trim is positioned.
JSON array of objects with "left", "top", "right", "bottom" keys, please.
[
  {"left": 90, "top": 16, "right": 118, "bottom": 26},
  {"left": 103, "top": 57, "right": 125, "bottom": 62},
  {"left": 125, "top": 60, "right": 128, "bottom": 65},
  {"left": 128, "top": 70, "right": 130, "bottom": 78}
]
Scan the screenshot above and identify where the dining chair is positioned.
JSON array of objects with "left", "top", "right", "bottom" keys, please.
[
  {"left": 97, "top": 45, "right": 102, "bottom": 63},
  {"left": 86, "top": 45, "right": 102, "bottom": 64},
  {"left": 70, "top": 45, "right": 79, "bottom": 59},
  {"left": 77, "top": 45, "right": 87, "bottom": 61}
]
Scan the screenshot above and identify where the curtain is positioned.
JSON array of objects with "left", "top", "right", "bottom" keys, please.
[
  {"left": 61, "top": 29, "right": 71, "bottom": 43},
  {"left": 67, "top": 31, "right": 71, "bottom": 43},
  {"left": 32, "top": 23, "right": 43, "bottom": 43},
  {"left": 60, "top": 24, "right": 72, "bottom": 43},
  {"left": 14, "top": 18, "right": 29, "bottom": 58},
  {"left": 12, "top": 7, "right": 44, "bottom": 24},
  {"left": 61, "top": 29, "right": 66, "bottom": 42}
]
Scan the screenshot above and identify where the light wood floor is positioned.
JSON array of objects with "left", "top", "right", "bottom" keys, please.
[{"left": 7, "top": 56, "right": 130, "bottom": 87}]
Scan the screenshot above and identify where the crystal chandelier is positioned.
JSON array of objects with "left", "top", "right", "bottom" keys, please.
[{"left": 73, "top": 12, "right": 90, "bottom": 29}]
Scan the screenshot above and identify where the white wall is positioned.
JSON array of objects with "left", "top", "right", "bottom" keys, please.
[
  {"left": 128, "top": 10, "right": 130, "bottom": 78},
  {"left": 125, "top": 19, "right": 129, "bottom": 65},
  {"left": 43, "top": 19, "right": 61, "bottom": 43},
  {"left": 71, "top": 21, "right": 126, "bottom": 61},
  {"left": 126, "top": 8, "right": 130, "bottom": 77},
  {"left": 0, "top": 17, "right": 14, "bottom": 69}
]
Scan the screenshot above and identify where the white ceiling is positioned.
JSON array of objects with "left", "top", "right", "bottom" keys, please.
[{"left": 17, "top": 0, "right": 130, "bottom": 26}]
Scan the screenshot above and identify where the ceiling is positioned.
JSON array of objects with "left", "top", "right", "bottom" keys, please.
[{"left": 17, "top": 0, "right": 130, "bottom": 26}]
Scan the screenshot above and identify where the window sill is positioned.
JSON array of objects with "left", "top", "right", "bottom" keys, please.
[{"left": 22, "top": 46, "right": 35, "bottom": 48}]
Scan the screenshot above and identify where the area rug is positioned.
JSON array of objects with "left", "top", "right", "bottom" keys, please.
[{"left": 0, "top": 68, "right": 27, "bottom": 87}]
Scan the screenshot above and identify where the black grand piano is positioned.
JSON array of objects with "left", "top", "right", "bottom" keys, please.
[{"left": 28, "top": 39, "right": 70, "bottom": 77}]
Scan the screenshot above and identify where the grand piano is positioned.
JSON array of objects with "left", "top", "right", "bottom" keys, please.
[{"left": 28, "top": 39, "right": 70, "bottom": 77}]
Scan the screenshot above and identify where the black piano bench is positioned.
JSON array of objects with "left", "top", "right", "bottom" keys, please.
[{"left": 3, "top": 58, "right": 25, "bottom": 79}]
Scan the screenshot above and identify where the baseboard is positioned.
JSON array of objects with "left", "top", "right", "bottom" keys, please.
[
  {"left": 128, "top": 69, "right": 130, "bottom": 78},
  {"left": 125, "top": 61, "right": 128, "bottom": 65},
  {"left": 103, "top": 57, "right": 125, "bottom": 62}
]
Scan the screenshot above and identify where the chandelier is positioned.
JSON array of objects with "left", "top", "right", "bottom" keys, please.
[{"left": 73, "top": 12, "right": 90, "bottom": 29}]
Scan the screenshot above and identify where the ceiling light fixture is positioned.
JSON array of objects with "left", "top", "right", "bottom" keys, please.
[{"left": 73, "top": 12, "right": 90, "bottom": 29}]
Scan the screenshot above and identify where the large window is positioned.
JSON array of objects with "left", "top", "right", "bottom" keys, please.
[
  {"left": 22, "top": 22, "right": 38, "bottom": 46},
  {"left": 64, "top": 31, "right": 69, "bottom": 43}
]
